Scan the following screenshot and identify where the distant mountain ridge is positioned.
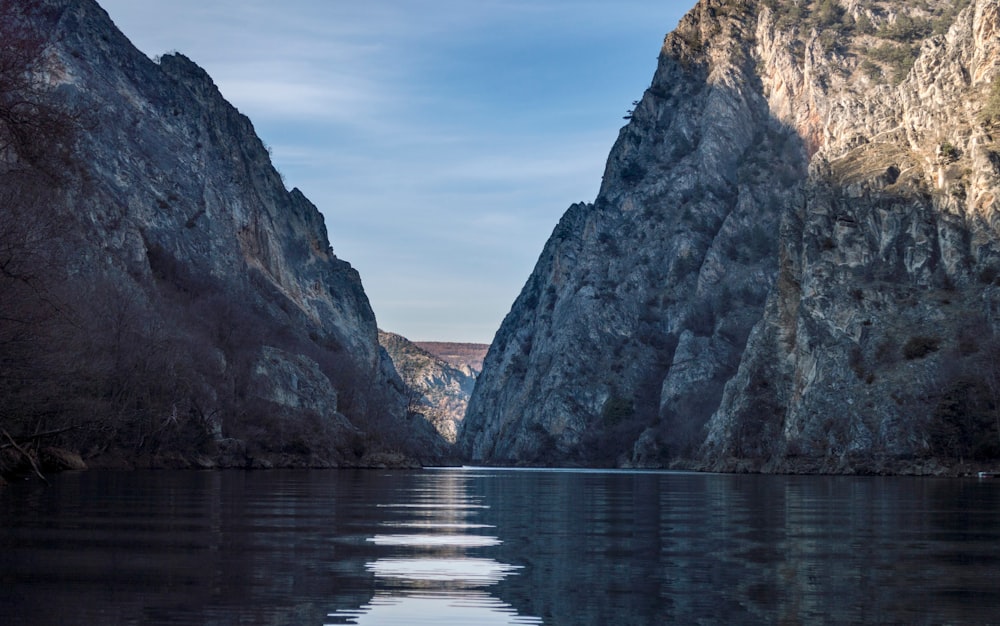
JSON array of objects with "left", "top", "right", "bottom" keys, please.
[{"left": 413, "top": 342, "right": 490, "bottom": 373}]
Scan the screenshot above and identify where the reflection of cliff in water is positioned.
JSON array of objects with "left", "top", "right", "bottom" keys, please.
[
  {"left": 326, "top": 470, "right": 542, "bottom": 625},
  {"left": 3, "top": 469, "right": 999, "bottom": 623},
  {"left": 474, "top": 469, "right": 1000, "bottom": 624}
]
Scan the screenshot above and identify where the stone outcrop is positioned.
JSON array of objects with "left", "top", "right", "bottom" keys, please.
[
  {"left": 461, "top": 0, "right": 1000, "bottom": 474},
  {"left": 0, "top": 0, "right": 448, "bottom": 472}
]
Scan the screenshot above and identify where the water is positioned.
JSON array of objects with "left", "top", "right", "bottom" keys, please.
[{"left": 2, "top": 468, "right": 999, "bottom": 625}]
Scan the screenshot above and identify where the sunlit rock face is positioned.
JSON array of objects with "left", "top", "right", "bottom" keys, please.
[
  {"left": 461, "top": 0, "right": 1000, "bottom": 474},
  {"left": 379, "top": 332, "right": 479, "bottom": 444},
  {"left": 0, "top": 0, "right": 449, "bottom": 468}
]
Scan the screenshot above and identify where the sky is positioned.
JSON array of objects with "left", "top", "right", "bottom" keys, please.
[{"left": 97, "top": 0, "right": 696, "bottom": 344}]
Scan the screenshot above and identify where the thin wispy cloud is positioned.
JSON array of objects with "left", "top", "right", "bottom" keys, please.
[
  {"left": 217, "top": 77, "right": 380, "bottom": 120},
  {"left": 98, "top": 0, "right": 696, "bottom": 343}
]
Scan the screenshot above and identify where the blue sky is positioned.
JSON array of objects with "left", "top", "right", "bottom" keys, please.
[{"left": 98, "top": 0, "right": 696, "bottom": 343}]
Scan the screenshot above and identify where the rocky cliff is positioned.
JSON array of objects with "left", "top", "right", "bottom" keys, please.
[
  {"left": 0, "top": 0, "right": 448, "bottom": 474},
  {"left": 460, "top": 0, "right": 1000, "bottom": 474},
  {"left": 379, "top": 332, "right": 479, "bottom": 444}
]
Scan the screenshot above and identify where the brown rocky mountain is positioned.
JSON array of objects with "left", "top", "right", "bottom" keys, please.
[
  {"left": 414, "top": 342, "right": 490, "bottom": 373},
  {"left": 460, "top": 0, "right": 1000, "bottom": 475}
]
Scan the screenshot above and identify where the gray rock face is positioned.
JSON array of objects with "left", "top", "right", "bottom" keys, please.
[
  {"left": 251, "top": 346, "right": 343, "bottom": 419},
  {"left": 0, "top": 0, "right": 446, "bottom": 468},
  {"left": 461, "top": 0, "right": 1000, "bottom": 474},
  {"left": 703, "top": 0, "right": 1000, "bottom": 474},
  {"left": 379, "top": 331, "right": 477, "bottom": 444}
]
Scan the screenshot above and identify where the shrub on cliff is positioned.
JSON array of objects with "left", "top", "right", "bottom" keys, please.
[
  {"left": 602, "top": 396, "right": 634, "bottom": 426},
  {"left": 980, "top": 77, "right": 1000, "bottom": 128},
  {"left": 903, "top": 335, "right": 940, "bottom": 360}
]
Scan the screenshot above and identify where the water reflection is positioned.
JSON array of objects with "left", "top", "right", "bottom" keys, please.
[
  {"left": 326, "top": 471, "right": 542, "bottom": 625},
  {"left": 2, "top": 469, "right": 998, "bottom": 624},
  {"left": 480, "top": 470, "right": 1000, "bottom": 624},
  {"left": 330, "top": 592, "right": 542, "bottom": 626},
  {"left": 368, "top": 534, "right": 502, "bottom": 547},
  {"left": 367, "top": 557, "right": 521, "bottom": 584}
]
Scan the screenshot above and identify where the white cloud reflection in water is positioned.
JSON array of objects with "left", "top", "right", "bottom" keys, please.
[
  {"left": 368, "top": 534, "right": 503, "bottom": 548},
  {"left": 327, "top": 592, "right": 543, "bottom": 626},
  {"left": 327, "top": 544, "right": 542, "bottom": 624},
  {"left": 326, "top": 472, "right": 542, "bottom": 625},
  {"left": 366, "top": 556, "right": 521, "bottom": 585}
]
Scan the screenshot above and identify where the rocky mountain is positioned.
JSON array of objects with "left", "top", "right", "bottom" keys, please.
[
  {"left": 0, "top": 0, "right": 448, "bottom": 476},
  {"left": 379, "top": 332, "right": 479, "bottom": 444},
  {"left": 460, "top": 0, "right": 1000, "bottom": 474}
]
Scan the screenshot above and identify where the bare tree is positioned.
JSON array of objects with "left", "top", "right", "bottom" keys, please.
[
  {"left": 978, "top": 337, "right": 1000, "bottom": 454},
  {"left": 0, "top": 4, "right": 82, "bottom": 476},
  {"left": 0, "top": 3, "right": 78, "bottom": 175}
]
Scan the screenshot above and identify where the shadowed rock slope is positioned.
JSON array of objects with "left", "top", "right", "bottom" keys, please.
[
  {"left": 460, "top": 0, "right": 1000, "bottom": 475},
  {"left": 0, "top": 0, "right": 448, "bottom": 475}
]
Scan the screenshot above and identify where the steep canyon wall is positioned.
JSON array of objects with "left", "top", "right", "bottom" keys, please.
[{"left": 461, "top": 0, "right": 1000, "bottom": 474}]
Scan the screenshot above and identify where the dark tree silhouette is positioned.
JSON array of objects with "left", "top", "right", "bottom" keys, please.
[{"left": 0, "top": 5, "right": 82, "bottom": 477}]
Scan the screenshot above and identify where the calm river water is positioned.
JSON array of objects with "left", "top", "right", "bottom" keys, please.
[{"left": 1, "top": 468, "right": 999, "bottom": 625}]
